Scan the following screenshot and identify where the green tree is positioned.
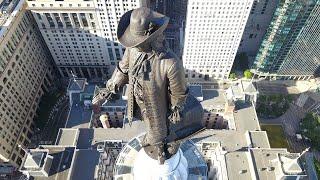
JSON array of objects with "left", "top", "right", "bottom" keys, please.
[
  {"left": 229, "top": 72, "right": 236, "bottom": 80},
  {"left": 301, "top": 113, "right": 320, "bottom": 150},
  {"left": 243, "top": 69, "right": 253, "bottom": 79},
  {"left": 314, "top": 159, "right": 320, "bottom": 178}
]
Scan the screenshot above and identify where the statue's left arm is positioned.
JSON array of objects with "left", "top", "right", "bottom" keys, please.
[{"left": 167, "top": 59, "right": 188, "bottom": 123}]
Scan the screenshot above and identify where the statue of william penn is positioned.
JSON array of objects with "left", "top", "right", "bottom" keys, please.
[{"left": 93, "top": 7, "right": 204, "bottom": 163}]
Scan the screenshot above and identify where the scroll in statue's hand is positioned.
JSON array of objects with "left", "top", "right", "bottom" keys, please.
[{"left": 92, "top": 88, "right": 116, "bottom": 113}]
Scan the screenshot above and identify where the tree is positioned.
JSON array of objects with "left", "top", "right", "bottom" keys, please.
[
  {"left": 314, "top": 159, "right": 320, "bottom": 178},
  {"left": 301, "top": 113, "right": 320, "bottom": 150},
  {"left": 244, "top": 69, "right": 253, "bottom": 79},
  {"left": 229, "top": 72, "right": 236, "bottom": 80},
  {"left": 231, "top": 53, "right": 249, "bottom": 72}
]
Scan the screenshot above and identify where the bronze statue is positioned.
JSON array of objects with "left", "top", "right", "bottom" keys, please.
[{"left": 92, "top": 7, "right": 204, "bottom": 163}]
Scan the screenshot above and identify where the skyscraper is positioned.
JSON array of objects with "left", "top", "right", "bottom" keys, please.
[
  {"left": 145, "top": 0, "right": 188, "bottom": 56},
  {"left": 26, "top": 0, "right": 146, "bottom": 79},
  {"left": 183, "top": 0, "right": 253, "bottom": 80},
  {"left": 237, "top": 0, "right": 278, "bottom": 56},
  {"left": 253, "top": 0, "right": 320, "bottom": 80},
  {"left": 0, "top": 1, "right": 56, "bottom": 167}
]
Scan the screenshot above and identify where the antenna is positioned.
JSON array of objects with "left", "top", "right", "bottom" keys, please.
[
  {"left": 70, "top": 70, "right": 81, "bottom": 88},
  {"left": 70, "top": 70, "right": 77, "bottom": 81},
  {"left": 299, "top": 147, "right": 310, "bottom": 158}
]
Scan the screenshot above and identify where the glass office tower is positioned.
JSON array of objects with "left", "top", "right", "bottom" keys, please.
[{"left": 253, "top": 0, "right": 320, "bottom": 80}]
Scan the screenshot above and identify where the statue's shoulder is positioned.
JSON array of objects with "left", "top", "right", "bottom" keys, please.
[{"left": 159, "top": 49, "right": 181, "bottom": 66}]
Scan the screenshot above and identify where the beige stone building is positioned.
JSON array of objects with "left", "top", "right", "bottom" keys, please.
[
  {"left": 0, "top": 1, "right": 55, "bottom": 167},
  {"left": 26, "top": 0, "right": 145, "bottom": 79}
]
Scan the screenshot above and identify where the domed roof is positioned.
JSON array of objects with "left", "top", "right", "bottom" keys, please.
[
  {"left": 133, "top": 148, "right": 188, "bottom": 180},
  {"left": 113, "top": 133, "right": 208, "bottom": 180}
]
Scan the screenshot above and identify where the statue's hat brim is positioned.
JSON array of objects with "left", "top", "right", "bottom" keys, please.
[{"left": 117, "top": 8, "right": 169, "bottom": 48}]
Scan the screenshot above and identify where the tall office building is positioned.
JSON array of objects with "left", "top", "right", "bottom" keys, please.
[
  {"left": 26, "top": 0, "right": 146, "bottom": 79},
  {"left": 0, "top": 1, "right": 56, "bottom": 167},
  {"left": 183, "top": 0, "right": 253, "bottom": 80},
  {"left": 253, "top": 0, "right": 320, "bottom": 80},
  {"left": 131, "top": 0, "right": 188, "bottom": 56},
  {"left": 237, "top": 0, "right": 278, "bottom": 56}
]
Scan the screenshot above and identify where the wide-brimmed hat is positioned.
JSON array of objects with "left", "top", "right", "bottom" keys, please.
[{"left": 117, "top": 7, "right": 169, "bottom": 48}]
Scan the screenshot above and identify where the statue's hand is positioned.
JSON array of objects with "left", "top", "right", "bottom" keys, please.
[
  {"left": 92, "top": 88, "right": 116, "bottom": 112},
  {"left": 168, "top": 106, "right": 183, "bottom": 124}
]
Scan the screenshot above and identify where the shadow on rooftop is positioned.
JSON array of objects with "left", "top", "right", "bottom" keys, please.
[
  {"left": 76, "top": 128, "right": 94, "bottom": 149},
  {"left": 191, "top": 135, "right": 213, "bottom": 144}
]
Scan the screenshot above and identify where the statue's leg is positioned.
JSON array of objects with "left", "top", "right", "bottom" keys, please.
[{"left": 141, "top": 114, "right": 167, "bottom": 146}]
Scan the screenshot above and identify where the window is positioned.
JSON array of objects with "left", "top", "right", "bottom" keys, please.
[
  {"left": 61, "top": 13, "right": 72, "bottom": 28},
  {"left": 44, "top": 13, "right": 55, "bottom": 27},
  {"left": 53, "top": 13, "right": 63, "bottom": 27},
  {"left": 36, "top": 13, "right": 42, "bottom": 20},
  {"left": 80, "top": 13, "right": 88, "bottom": 27},
  {"left": 71, "top": 13, "right": 80, "bottom": 27},
  {"left": 108, "top": 48, "right": 114, "bottom": 61}
]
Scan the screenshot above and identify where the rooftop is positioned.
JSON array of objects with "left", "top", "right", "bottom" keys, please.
[
  {"left": 248, "top": 131, "right": 270, "bottom": 148},
  {"left": 65, "top": 79, "right": 95, "bottom": 128},
  {"left": 200, "top": 89, "right": 226, "bottom": 111},
  {"left": 21, "top": 80, "right": 308, "bottom": 179},
  {"left": 250, "top": 148, "right": 287, "bottom": 180},
  {"left": 69, "top": 149, "right": 100, "bottom": 180},
  {"left": 55, "top": 129, "right": 79, "bottom": 146},
  {"left": 188, "top": 85, "right": 203, "bottom": 101},
  {"left": 24, "top": 152, "right": 47, "bottom": 169},
  {"left": 225, "top": 152, "right": 253, "bottom": 180},
  {"left": 190, "top": 104, "right": 262, "bottom": 152},
  {"left": 67, "top": 78, "right": 86, "bottom": 92},
  {"left": 21, "top": 147, "right": 75, "bottom": 180}
]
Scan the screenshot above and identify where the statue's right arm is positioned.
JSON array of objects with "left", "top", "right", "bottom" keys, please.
[{"left": 105, "top": 48, "right": 129, "bottom": 93}]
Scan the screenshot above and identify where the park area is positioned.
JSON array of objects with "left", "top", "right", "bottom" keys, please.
[
  {"left": 314, "top": 159, "right": 320, "bottom": 179},
  {"left": 261, "top": 125, "right": 290, "bottom": 149},
  {"left": 300, "top": 113, "right": 320, "bottom": 151},
  {"left": 256, "top": 94, "right": 294, "bottom": 119}
]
